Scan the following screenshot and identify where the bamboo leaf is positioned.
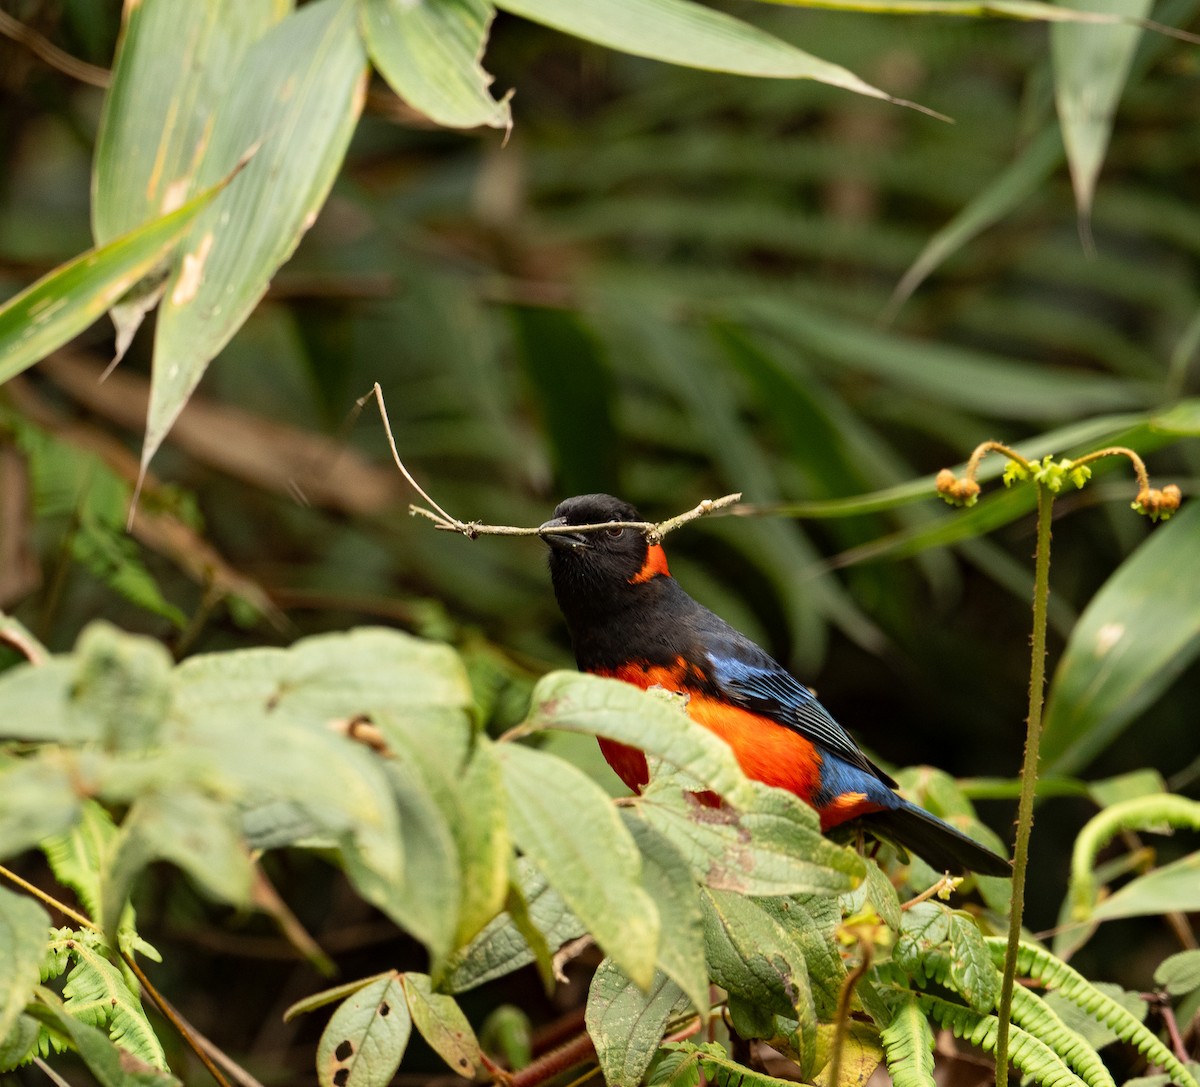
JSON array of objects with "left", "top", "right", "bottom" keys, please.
[
  {"left": 146, "top": 0, "right": 367, "bottom": 472},
  {"left": 494, "top": 0, "right": 934, "bottom": 112},
  {"left": 361, "top": 0, "right": 510, "bottom": 129},
  {"left": 1042, "top": 503, "right": 1200, "bottom": 774},
  {"left": 0, "top": 178, "right": 228, "bottom": 385},
  {"left": 1051, "top": 0, "right": 1149, "bottom": 223}
]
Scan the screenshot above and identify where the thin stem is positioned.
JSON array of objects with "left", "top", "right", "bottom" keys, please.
[
  {"left": 1069, "top": 446, "right": 1150, "bottom": 493},
  {"left": 827, "top": 942, "right": 872, "bottom": 1087},
  {"left": 965, "top": 441, "right": 1032, "bottom": 483},
  {"left": 0, "top": 864, "right": 95, "bottom": 929},
  {"left": 995, "top": 482, "right": 1055, "bottom": 1087}
]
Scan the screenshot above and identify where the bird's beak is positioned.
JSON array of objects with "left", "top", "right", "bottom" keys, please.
[{"left": 539, "top": 517, "right": 592, "bottom": 551}]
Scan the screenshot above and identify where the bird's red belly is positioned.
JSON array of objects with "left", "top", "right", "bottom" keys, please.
[{"left": 591, "top": 660, "right": 875, "bottom": 830}]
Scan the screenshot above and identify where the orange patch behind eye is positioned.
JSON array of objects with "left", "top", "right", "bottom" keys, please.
[{"left": 630, "top": 543, "right": 670, "bottom": 584}]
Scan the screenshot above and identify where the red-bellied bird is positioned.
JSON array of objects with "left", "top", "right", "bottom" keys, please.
[{"left": 541, "top": 493, "right": 1010, "bottom": 877}]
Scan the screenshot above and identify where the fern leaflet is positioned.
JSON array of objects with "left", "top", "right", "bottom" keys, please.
[{"left": 881, "top": 994, "right": 936, "bottom": 1087}]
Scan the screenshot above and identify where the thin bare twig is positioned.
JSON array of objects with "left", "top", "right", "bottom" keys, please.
[
  {"left": 0, "top": 9, "right": 110, "bottom": 87},
  {"left": 359, "top": 383, "right": 741, "bottom": 541}
]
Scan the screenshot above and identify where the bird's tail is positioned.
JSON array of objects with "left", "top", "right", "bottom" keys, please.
[{"left": 866, "top": 801, "right": 1011, "bottom": 877}]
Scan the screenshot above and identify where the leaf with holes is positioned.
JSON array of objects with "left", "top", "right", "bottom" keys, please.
[
  {"left": 399, "top": 974, "right": 481, "bottom": 1078},
  {"left": 316, "top": 973, "right": 410, "bottom": 1087}
]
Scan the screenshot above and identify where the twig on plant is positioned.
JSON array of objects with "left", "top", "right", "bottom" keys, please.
[{"left": 358, "top": 383, "right": 742, "bottom": 542}]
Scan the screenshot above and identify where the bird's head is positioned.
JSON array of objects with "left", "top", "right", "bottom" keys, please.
[{"left": 540, "top": 494, "right": 670, "bottom": 620}]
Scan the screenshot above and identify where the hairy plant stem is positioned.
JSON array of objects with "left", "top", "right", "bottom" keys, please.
[{"left": 995, "top": 482, "right": 1054, "bottom": 1087}]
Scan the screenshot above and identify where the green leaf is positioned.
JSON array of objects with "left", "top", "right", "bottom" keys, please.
[
  {"left": 754, "top": 896, "right": 846, "bottom": 1019},
  {"left": 316, "top": 972, "right": 410, "bottom": 1087},
  {"left": 525, "top": 672, "right": 756, "bottom": 807},
  {"left": 0, "top": 1013, "right": 40, "bottom": 1070},
  {"left": 146, "top": 0, "right": 367, "bottom": 471},
  {"left": 0, "top": 659, "right": 76, "bottom": 743},
  {"left": 32, "top": 990, "right": 177, "bottom": 1087},
  {"left": 101, "top": 789, "right": 254, "bottom": 937},
  {"left": 0, "top": 177, "right": 228, "bottom": 385},
  {"left": 0, "top": 754, "right": 82, "bottom": 862},
  {"left": 444, "top": 860, "right": 585, "bottom": 993},
  {"left": 70, "top": 623, "right": 173, "bottom": 754},
  {"left": 0, "top": 887, "right": 49, "bottom": 1047},
  {"left": 886, "top": 126, "right": 1062, "bottom": 319},
  {"left": 880, "top": 995, "right": 936, "bottom": 1087},
  {"left": 1043, "top": 503, "right": 1200, "bottom": 774},
  {"left": 622, "top": 814, "right": 709, "bottom": 1017},
  {"left": 285, "top": 974, "right": 391, "bottom": 1022},
  {"left": 361, "top": 0, "right": 510, "bottom": 129},
  {"left": 371, "top": 714, "right": 508, "bottom": 949},
  {"left": 1154, "top": 950, "right": 1200, "bottom": 997},
  {"left": 494, "top": 0, "right": 931, "bottom": 110},
  {"left": 701, "top": 888, "right": 815, "bottom": 1027},
  {"left": 92, "top": 0, "right": 287, "bottom": 355},
  {"left": 587, "top": 962, "right": 691, "bottom": 1087},
  {"left": 399, "top": 973, "right": 481, "bottom": 1077},
  {"left": 895, "top": 902, "right": 998, "bottom": 1014},
  {"left": 496, "top": 742, "right": 660, "bottom": 989},
  {"left": 637, "top": 775, "right": 863, "bottom": 896},
  {"left": 1052, "top": 0, "right": 1149, "bottom": 223},
  {"left": 1091, "top": 851, "right": 1200, "bottom": 922}
]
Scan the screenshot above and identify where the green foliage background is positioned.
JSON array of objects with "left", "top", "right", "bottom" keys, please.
[{"left": 0, "top": 0, "right": 1198, "bottom": 1084}]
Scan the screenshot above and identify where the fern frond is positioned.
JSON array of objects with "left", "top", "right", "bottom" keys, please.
[
  {"left": 988, "top": 939, "right": 1197, "bottom": 1087},
  {"left": 1008, "top": 985, "right": 1116, "bottom": 1087},
  {"left": 881, "top": 995, "right": 936, "bottom": 1087},
  {"left": 915, "top": 993, "right": 1087, "bottom": 1087},
  {"left": 45, "top": 931, "right": 167, "bottom": 1070}
]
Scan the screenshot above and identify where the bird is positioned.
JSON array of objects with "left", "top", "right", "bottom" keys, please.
[{"left": 540, "top": 493, "right": 1011, "bottom": 878}]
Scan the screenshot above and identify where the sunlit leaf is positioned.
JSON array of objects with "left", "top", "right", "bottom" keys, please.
[
  {"left": 496, "top": 742, "right": 660, "bottom": 988},
  {"left": 0, "top": 887, "right": 48, "bottom": 1046},
  {"left": 588, "top": 962, "right": 691, "bottom": 1087},
  {"left": 361, "top": 0, "right": 510, "bottom": 129},
  {"left": 0, "top": 179, "right": 227, "bottom": 385},
  {"left": 494, "top": 0, "right": 933, "bottom": 112},
  {"left": 146, "top": 0, "right": 367, "bottom": 472},
  {"left": 399, "top": 973, "right": 481, "bottom": 1077},
  {"left": 1091, "top": 852, "right": 1200, "bottom": 922}
]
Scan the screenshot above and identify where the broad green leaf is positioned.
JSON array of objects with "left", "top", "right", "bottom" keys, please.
[
  {"left": 755, "top": 896, "right": 846, "bottom": 1019},
  {"left": 371, "top": 714, "right": 508, "bottom": 949},
  {"left": 1042, "top": 503, "right": 1200, "bottom": 774},
  {"left": 92, "top": 0, "right": 287, "bottom": 354},
  {"left": 895, "top": 901, "right": 998, "bottom": 1014},
  {"left": 494, "top": 0, "right": 931, "bottom": 111},
  {"left": 587, "top": 962, "right": 691, "bottom": 1087},
  {"left": 316, "top": 973, "right": 410, "bottom": 1087},
  {"left": 70, "top": 623, "right": 173, "bottom": 754},
  {"left": 526, "top": 671, "right": 755, "bottom": 807},
  {"left": 361, "top": 0, "right": 510, "bottom": 129},
  {"left": 101, "top": 789, "right": 254, "bottom": 937},
  {"left": 1089, "top": 769, "right": 1168, "bottom": 809},
  {"left": 701, "top": 888, "right": 816, "bottom": 1025},
  {"left": 1052, "top": 0, "right": 1149, "bottom": 223},
  {"left": 496, "top": 742, "right": 660, "bottom": 988},
  {"left": 1091, "top": 852, "right": 1200, "bottom": 922},
  {"left": 637, "top": 776, "right": 863, "bottom": 896},
  {"left": 0, "top": 1014, "right": 39, "bottom": 1069},
  {"left": 0, "top": 754, "right": 82, "bottom": 861},
  {"left": 444, "top": 861, "right": 585, "bottom": 993},
  {"left": 0, "top": 887, "right": 48, "bottom": 1045},
  {"left": 32, "top": 991, "right": 178, "bottom": 1086},
  {"left": 754, "top": 0, "right": 1161, "bottom": 25},
  {"left": 886, "top": 126, "right": 1062, "bottom": 319},
  {"left": 147, "top": 0, "right": 367, "bottom": 471},
  {"left": 399, "top": 973, "right": 481, "bottom": 1077},
  {"left": 622, "top": 814, "right": 709, "bottom": 1017},
  {"left": 0, "top": 178, "right": 228, "bottom": 385},
  {"left": 174, "top": 627, "right": 472, "bottom": 728},
  {"left": 0, "top": 659, "right": 77, "bottom": 742}
]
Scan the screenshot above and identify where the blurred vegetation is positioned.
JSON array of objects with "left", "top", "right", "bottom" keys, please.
[{"left": 1, "top": 0, "right": 1198, "bottom": 1084}]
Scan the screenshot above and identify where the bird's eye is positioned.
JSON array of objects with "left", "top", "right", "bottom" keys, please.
[{"left": 606, "top": 526, "right": 624, "bottom": 538}]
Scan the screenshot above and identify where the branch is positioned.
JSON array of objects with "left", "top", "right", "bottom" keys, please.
[{"left": 358, "top": 383, "right": 741, "bottom": 542}]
